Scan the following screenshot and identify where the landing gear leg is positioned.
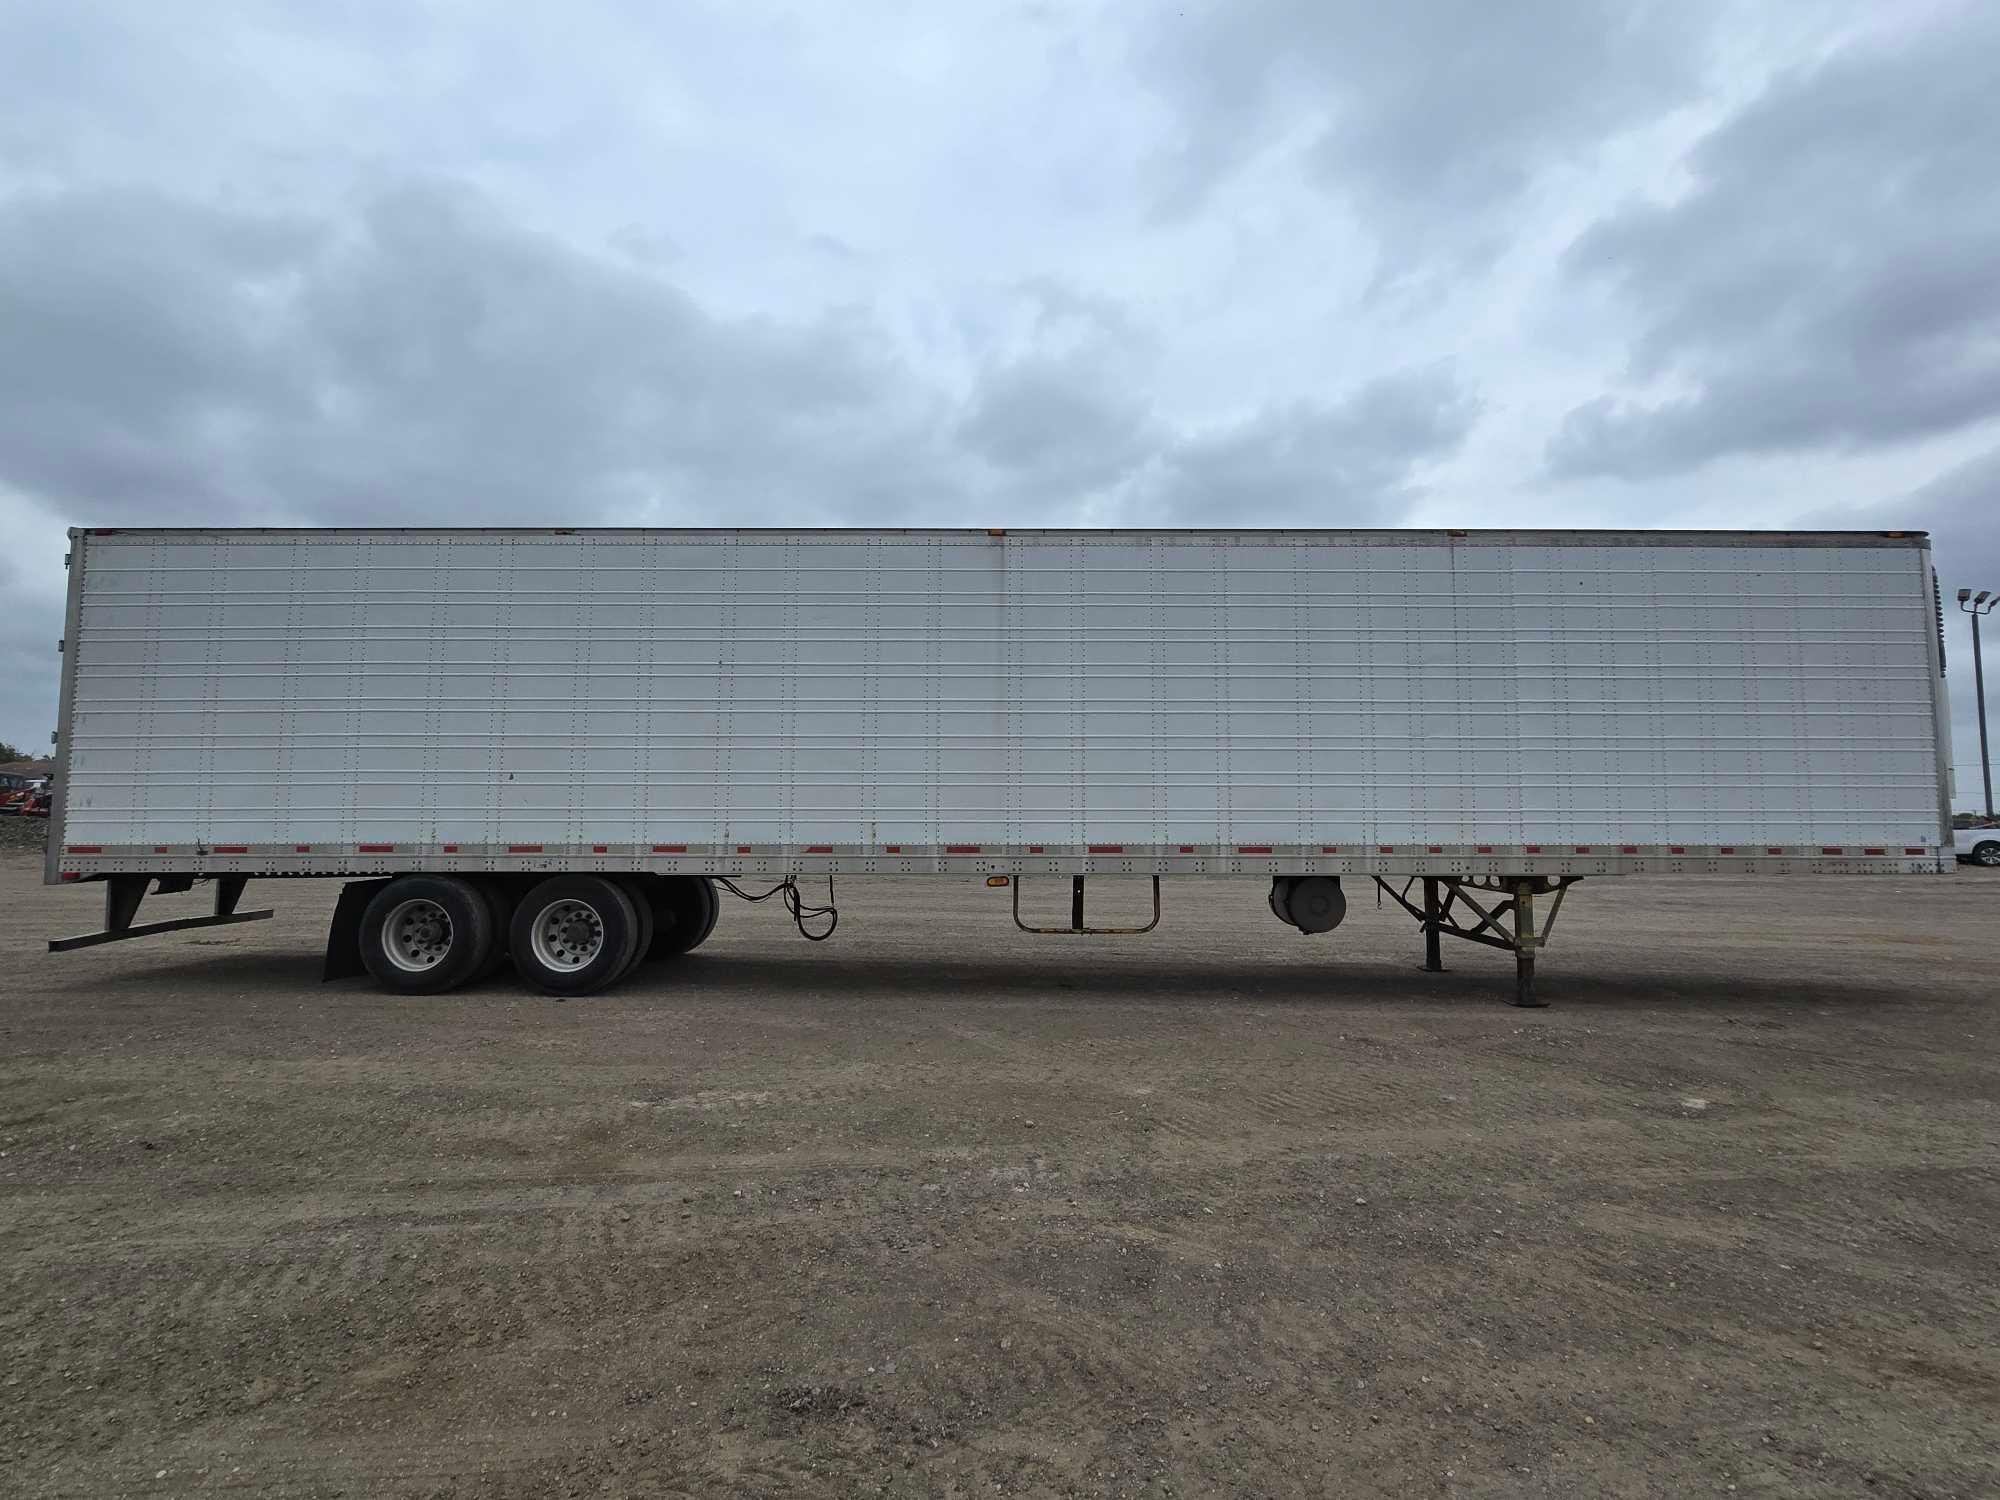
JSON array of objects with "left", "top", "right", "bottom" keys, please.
[
  {"left": 1374, "top": 874, "right": 1577, "bottom": 1006},
  {"left": 1421, "top": 877, "right": 1445, "bottom": 972},
  {"left": 1512, "top": 879, "right": 1544, "bottom": 1008}
]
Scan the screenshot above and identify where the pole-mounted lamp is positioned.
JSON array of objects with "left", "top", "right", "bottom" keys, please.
[{"left": 1959, "top": 588, "right": 1996, "bottom": 818}]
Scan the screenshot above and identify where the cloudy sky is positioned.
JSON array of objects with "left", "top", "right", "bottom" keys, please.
[{"left": 1, "top": 1, "right": 1995, "bottom": 805}]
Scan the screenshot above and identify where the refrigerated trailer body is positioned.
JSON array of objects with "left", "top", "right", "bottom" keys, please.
[{"left": 46, "top": 527, "right": 1955, "bottom": 1004}]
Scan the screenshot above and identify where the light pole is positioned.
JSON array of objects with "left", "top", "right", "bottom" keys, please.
[{"left": 1960, "top": 588, "right": 1996, "bottom": 818}]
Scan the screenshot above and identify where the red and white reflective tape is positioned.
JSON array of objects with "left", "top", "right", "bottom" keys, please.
[{"left": 54, "top": 839, "right": 1942, "bottom": 873}]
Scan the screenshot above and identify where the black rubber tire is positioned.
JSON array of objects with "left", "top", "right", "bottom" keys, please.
[
  {"left": 1971, "top": 840, "right": 2000, "bottom": 868},
  {"left": 690, "top": 875, "right": 720, "bottom": 948},
  {"left": 509, "top": 875, "right": 644, "bottom": 996},
  {"left": 641, "top": 874, "right": 718, "bottom": 960},
  {"left": 1268, "top": 878, "right": 1293, "bottom": 926},
  {"left": 471, "top": 879, "right": 515, "bottom": 979},
  {"left": 613, "top": 877, "right": 656, "bottom": 979},
  {"left": 357, "top": 875, "right": 495, "bottom": 995}
]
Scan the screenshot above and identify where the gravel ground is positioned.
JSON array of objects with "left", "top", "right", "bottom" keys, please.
[
  {"left": 2, "top": 854, "right": 1995, "bottom": 1498},
  {"left": 0, "top": 812, "right": 49, "bottom": 856}
]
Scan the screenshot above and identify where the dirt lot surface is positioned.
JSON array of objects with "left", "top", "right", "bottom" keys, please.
[
  {"left": 0, "top": 812, "right": 50, "bottom": 855},
  {"left": 2, "top": 854, "right": 1995, "bottom": 1499}
]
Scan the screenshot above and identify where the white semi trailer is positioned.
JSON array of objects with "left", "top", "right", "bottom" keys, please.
[{"left": 46, "top": 527, "right": 1954, "bottom": 1005}]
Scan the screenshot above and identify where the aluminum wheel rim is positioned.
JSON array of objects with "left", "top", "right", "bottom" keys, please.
[
  {"left": 383, "top": 898, "right": 454, "bottom": 973},
  {"left": 530, "top": 898, "right": 606, "bottom": 970}
]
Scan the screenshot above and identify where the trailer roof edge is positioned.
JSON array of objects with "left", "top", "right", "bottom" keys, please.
[{"left": 66, "top": 527, "right": 1933, "bottom": 548}]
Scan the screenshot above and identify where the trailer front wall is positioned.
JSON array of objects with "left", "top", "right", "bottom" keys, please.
[{"left": 51, "top": 530, "right": 1948, "bottom": 879}]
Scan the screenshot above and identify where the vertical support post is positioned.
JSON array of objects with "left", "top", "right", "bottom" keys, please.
[
  {"left": 1974, "top": 606, "right": 1994, "bottom": 818},
  {"left": 1070, "top": 876, "right": 1085, "bottom": 933},
  {"left": 214, "top": 875, "right": 249, "bottom": 918},
  {"left": 1421, "top": 876, "right": 1445, "bottom": 972},
  {"left": 1512, "top": 879, "right": 1546, "bottom": 1008},
  {"left": 104, "top": 875, "right": 148, "bottom": 935}
]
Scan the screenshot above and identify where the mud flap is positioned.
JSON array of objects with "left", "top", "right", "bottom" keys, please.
[{"left": 324, "top": 878, "right": 393, "bottom": 981}]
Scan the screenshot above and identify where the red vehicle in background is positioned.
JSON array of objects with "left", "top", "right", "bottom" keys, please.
[{"left": 22, "top": 787, "right": 51, "bottom": 818}]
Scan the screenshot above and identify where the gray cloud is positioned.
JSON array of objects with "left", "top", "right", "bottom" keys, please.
[
  {"left": 0, "top": 187, "right": 322, "bottom": 515},
  {"left": 1550, "top": 6, "right": 2000, "bottom": 478},
  {"left": 1145, "top": 367, "right": 1478, "bottom": 524},
  {"left": 0, "top": 176, "right": 1475, "bottom": 536},
  {"left": 0, "top": 180, "right": 956, "bottom": 528},
  {"left": 958, "top": 358, "right": 1157, "bottom": 490},
  {"left": 0, "top": 546, "right": 54, "bottom": 759},
  {"left": 955, "top": 277, "right": 1164, "bottom": 494},
  {"left": 1144, "top": 0, "right": 1709, "bottom": 260}
]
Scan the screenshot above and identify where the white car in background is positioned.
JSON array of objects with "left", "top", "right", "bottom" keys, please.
[{"left": 1954, "top": 823, "right": 2000, "bottom": 867}]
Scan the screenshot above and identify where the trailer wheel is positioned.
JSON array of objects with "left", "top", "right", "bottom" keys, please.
[
  {"left": 640, "top": 875, "right": 718, "bottom": 960},
  {"left": 358, "top": 875, "right": 495, "bottom": 995},
  {"left": 614, "top": 878, "right": 655, "bottom": 979},
  {"left": 509, "top": 875, "right": 643, "bottom": 996},
  {"left": 690, "top": 876, "right": 720, "bottom": 948},
  {"left": 471, "top": 879, "right": 516, "bottom": 979}
]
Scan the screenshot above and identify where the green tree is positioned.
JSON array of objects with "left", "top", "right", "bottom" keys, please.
[{"left": 0, "top": 740, "right": 26, "bottom": 763}]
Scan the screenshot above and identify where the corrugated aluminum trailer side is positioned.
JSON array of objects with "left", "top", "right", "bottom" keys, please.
[{"left": 44, "top": 527, "right": 1953, "bottom": 1005}]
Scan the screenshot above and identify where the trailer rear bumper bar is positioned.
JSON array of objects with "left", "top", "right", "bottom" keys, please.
[{"left": 48, "top": 874, "right": 272, "bottom": 953}]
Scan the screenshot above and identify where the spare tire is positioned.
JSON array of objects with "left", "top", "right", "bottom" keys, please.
[{"left": 1269, "top": 875, "right": 1346, "bottom": 934}]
